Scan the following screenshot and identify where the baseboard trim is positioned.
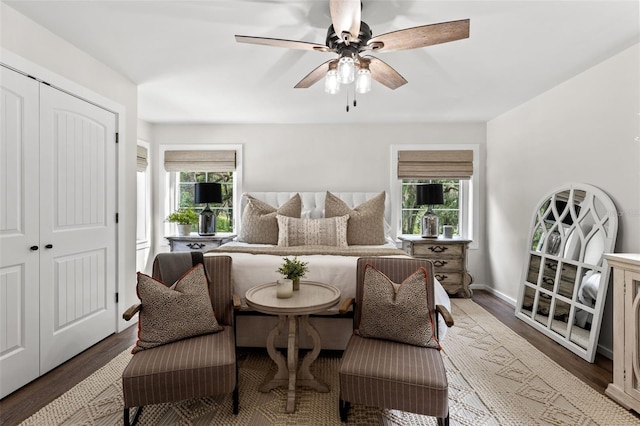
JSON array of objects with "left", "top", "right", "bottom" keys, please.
[{"left": 470, "top": 284, "right": 517, "bottom": 306}]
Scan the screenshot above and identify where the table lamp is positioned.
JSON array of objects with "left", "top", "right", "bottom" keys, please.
[
  {"left": 194, "top": 182, "right": 222, "bottom": 236},
  {"left": 417, "top": 183, "right": 444, "bottom": 238}
]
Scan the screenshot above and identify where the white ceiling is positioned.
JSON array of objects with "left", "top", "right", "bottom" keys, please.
[{"left": 6, "top": 0, "right": 639, "bottom": 124}]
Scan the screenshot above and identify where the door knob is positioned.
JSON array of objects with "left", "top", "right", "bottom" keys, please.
[{"left": 30, "top": 245, "right": 39, "bottom": 251}]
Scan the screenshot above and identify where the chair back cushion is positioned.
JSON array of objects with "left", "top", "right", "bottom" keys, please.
[
  {"left": 357, "top": 264, "right": 440, "bottom": 348},
  {"left": 133, "top": 264, "right": 223, "bottom": 353}
]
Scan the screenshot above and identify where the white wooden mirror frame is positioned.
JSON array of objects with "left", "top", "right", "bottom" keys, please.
[{"left": 515, "top": 183, "right": 618, "bottom": 362}]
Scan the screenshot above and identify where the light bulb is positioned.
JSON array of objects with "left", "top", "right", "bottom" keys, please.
[
  {"left": 355, "top": 68, "right": 372, "bottom": 94},
  {"left": 337, "top": 57, "right": 355, "bottom": 84},
  {"left": 324, "top": 69, "right": 340, "bottom": 94}
]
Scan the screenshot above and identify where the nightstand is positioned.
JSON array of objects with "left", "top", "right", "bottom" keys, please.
[
  {"left": 166, "top": 233, "right": 236, "bottom": 252},
  {"left": 398, "top": 235, "right": 473, "bottom": 297}
]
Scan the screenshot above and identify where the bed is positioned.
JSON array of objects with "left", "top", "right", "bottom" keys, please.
[{"left": 206, "top": 191, "right": 452, "bottom": 350}]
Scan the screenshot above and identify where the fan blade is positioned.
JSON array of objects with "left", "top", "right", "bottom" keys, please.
[
  {"left": 235, "top": 35, "right": 332, "bottom": 52},
  {"left": 368, "top": 19, "right": 470, "bottom": 52},
  {"left": 329, "top": 0, "right": 361, "bottom": 43},
  {"left": 363, "top": 56, "right": 408, "bottom": 90},
  {"left": 294, "top": 59, "right": 338, "bottom": 88}
]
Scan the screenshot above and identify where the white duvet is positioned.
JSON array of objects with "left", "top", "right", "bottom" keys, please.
[{"left": 205, "top": 241, "right": 452, "bottom": 339}]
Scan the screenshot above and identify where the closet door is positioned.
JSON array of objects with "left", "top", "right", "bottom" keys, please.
[
  {"left": 0, "top": 67, "right": 41, "bottom": 398},
  {"left": 38, "top": 84, "right": 117, "bottom": 373}
]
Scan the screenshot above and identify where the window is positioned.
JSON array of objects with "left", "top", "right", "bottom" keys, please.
[
  {"left": 391, "top": 145, "right": 477, "bottom": 243},
  {"left": 160, "top": 145, "right": 243, "bottom": 238},
  {"left": 136, "top": 143, "right": 150, "bottom": 247},
  {"left": 401, "top": 179, "right": 461, "bottom": 235},
  {"left": 176, "top": 171, "right": 233, "bottom": 232}
]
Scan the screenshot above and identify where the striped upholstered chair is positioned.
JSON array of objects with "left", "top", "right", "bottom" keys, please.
[
  {"left": 338, "top": 257, "right": 454, "bottom": 425},
  {"left": 121, "top": 253, "right": 239, "bottom": 425}
]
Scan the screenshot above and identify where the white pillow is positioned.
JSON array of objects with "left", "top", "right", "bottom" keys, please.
[{"left": 276, "top": 214, "right": 349, "bottom": 247}]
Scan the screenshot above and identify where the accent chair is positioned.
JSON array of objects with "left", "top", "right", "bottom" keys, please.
[
  {"left": 338, "top": 257, "right": 454, "bottom": 425},
  {"left": 121, "top": 253, "right": 239, "bottom": 425}
]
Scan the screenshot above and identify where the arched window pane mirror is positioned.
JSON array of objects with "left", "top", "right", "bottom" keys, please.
[{"left": 515, "top": 183, "right": 618, "bottom": 362}]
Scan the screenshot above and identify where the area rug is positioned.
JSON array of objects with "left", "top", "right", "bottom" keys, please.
[{"left": 20, "top": 299, "right": 639, "bottom": 425}]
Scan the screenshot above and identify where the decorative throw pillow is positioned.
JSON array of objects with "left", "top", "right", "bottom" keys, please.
[
  {"left": 239, "top": 194, "right": 302, "bottom": 244},
  {"left": 276, "top": 214, "right": 349, "bottom": 247},
  {"left": 357, "top": 264, "right": 440, "bottom": 349},
  {"left": 324, "top": 191, "right": 386, "bottom": 245},
  {"left": 132, "top": 264, "right": 223, "bottom": 354}
]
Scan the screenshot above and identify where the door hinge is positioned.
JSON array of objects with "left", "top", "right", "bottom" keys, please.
[
  {"left": 115, "top": 213, "right": 119, "bottom": 223},
  {"left": 115, "top": 132, "right": 119, "bottom": 143},
  {"left": 115, "top": 292, "right": 119, "bottom": 304}
]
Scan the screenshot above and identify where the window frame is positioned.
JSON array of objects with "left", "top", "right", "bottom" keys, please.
[
  {"left": 136, "top": 139, "right": 151, "bottom": 250},
  {"left": 159, "top": 144, "right": 243, "bottom": 244},
  {"left": 390, "top": 144, "right": 479, "bottom": 249}
]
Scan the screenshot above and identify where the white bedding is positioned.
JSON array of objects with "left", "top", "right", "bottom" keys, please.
[{"left": 206, "top": 240, "right": 452, "bottom": 339}]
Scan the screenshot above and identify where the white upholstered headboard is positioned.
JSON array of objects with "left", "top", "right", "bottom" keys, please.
[{"left": 240, "top": 191, "right": 392, "bottom": 237}]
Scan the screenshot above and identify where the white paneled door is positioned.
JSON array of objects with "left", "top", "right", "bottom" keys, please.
[
  {"left": 0, "top": 66, "right": 117, "bottom": 397},
  {"left": 0, "top": 66, "right": 41, "bottom": 398},
  {"left": 39, "top": 84, "right": 117, "bottom": 373}
]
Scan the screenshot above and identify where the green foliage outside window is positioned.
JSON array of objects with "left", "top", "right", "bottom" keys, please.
[
  {"left": 401, "top": 179, "right": 460, "bottom": 235},
  {"left": 178, "top": 172, "right": 234, "bottom": 232}
]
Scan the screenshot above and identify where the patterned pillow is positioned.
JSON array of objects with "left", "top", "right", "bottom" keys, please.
[
  {"left": 239, "top": 194, "right": 302, "bottom": 244},
  {"left": 276, "top": 214, "right": 349, "bottom": 247},
  {"left": 324, "top": 191, "right": 386, "bottom": 245},
  {"left": 132, "top": 264, "right": 223, "bottom": 354},
  {"left": 357, "top": 264, "right": 440, "bottom": 349}
]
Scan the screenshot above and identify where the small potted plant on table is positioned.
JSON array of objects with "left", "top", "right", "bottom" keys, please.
[
  {"left": 166, "top": 208, "right": 199, "bottom": 236},
  {"left": 277, "top": 257, "right": 309, "bottom": 291}
]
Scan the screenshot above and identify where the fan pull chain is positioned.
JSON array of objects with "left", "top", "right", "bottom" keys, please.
[{"left": 345, "top": 91, "right": 350, "bottom": 112}]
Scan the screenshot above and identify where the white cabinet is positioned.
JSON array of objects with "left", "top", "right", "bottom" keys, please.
[
  {"left": 604, "top": 253, "right": 640, "bottom": 414},
  {"left": 0, "top": 66, "right": 118, "bottom": 397}
]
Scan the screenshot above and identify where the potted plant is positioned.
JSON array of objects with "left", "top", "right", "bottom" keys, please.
[
  {"left": 166, "top": 208, "right": 199, "bottom": 236},
  {"left": 277, "top": 257, "right": 309, "bottom": 291}
]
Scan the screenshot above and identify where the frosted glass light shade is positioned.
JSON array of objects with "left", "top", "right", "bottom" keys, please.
[
  {"left": 337, "top": 57, "right": 355, "bottom": 84},
  {"left": 355, "top": 68, "right": 372, "bottom": 93},
  {"left": 325, "top": 69, "right": 340, "bottom": 94}
]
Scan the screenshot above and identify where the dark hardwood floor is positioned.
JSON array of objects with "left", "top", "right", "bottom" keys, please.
[{"left": 0, "top": 290, "right": 628, "bottom": 425}]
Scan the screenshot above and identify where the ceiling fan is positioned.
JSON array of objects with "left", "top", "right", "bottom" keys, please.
[{"left": 235, "top": 0, "right": 470, "bottom": 98}]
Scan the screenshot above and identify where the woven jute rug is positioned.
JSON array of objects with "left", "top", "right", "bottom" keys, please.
[{"left": 20, "top": 299, "right": 639, "bottom": 425}]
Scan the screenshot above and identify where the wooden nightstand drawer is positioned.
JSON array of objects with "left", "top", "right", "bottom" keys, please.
[
  {"left": 166, "top": 234, "right": 236, "bottom": 252},
  {"left": 431, "top": 258, "right": 463, "bottom": 272},
  {"left": 434, "top": 272, "right": 463, "bottom": 286},
  {"left": 412, "top": 243, "right": 464, "bottom": 258}
]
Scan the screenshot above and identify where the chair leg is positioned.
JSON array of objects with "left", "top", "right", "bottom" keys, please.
[
  {"left": 232, "top": 385, "right": 239, "bottom": 415},
  {"left": 123, "top": 406, "right": 143, "bottom": 426},
  {"left": 436, "top": 411, "right": 450, "bottom": 426},
  {"left": 339, "top": 398, "right": 350, "bottom": 422}
]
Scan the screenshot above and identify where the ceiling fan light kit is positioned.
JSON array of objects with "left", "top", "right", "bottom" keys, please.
[{"left": 235, "top": 0, "right": 470, "bottom": 109}]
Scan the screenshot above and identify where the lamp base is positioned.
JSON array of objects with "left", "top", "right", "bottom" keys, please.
[
  {"left": 421, "top": 210, "right": 439, "bottom": 238},
  {"left": 198, "top": 204, "right": 217, "bottom": 236}
]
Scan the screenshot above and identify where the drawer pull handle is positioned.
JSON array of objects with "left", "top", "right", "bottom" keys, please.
[
  {"left": 186, "top": 243, "right": 205, "bottom": 249},
  {"left": 30, "top": 245, "right": 39, "bottom": 251},
  {"left": 433, "top": 260, "right": 448, "bottom": 267},
  {"left": 428, "top": 245, "right": 448, "bottom": 253},
  {"left": 435, "top": 274, "right": 448, "bottom": 281}
]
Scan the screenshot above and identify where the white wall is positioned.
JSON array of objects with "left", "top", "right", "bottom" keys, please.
[
  {"left": 151, "top": 122, "right": 488, "bottom": 286},
  {"left": 486, "top": 44, "right": 640, "bottom": 355},
  {"left": 1, "top": 3, "right": 139, "bottom": 331}
]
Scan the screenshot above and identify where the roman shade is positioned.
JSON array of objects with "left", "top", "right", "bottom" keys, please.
[
  {"left": 136, "top": 145, "right": 148, "bottom": 172},
  {"left": 397, "top": 150, "right": 473, "bottom": 180},
  {"left": 164, "top": 150, "right": 236, "bottom": 172}
]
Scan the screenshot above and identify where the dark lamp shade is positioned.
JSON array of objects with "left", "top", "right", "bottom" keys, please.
[
  {"left": 416, "top": 184, "right": 444, "bottom": 206},
  {"left": 194, "top": 182, "right": 222, "bottom": 204}
]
